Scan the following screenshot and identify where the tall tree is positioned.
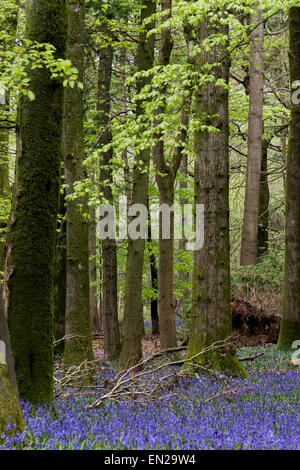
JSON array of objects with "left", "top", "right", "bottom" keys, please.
[
  {"left": 153, "top": 0, "right": 177, "bottom": 350},
  {"left": 148, "top": 211, "right": 159, "bottom": 335},
  {"left": 97, "top": 18, "right": 121, "bottom": 359},
  {"left": 63, "top": 0, "right": 94, "bottom": 368},
  {"left": 278, "top": 6, "right": 300, "bottom": 348},
  {"left": 0, "top": 0, "right": 19, "bottom": 273},
  {"left": 5, "top": 0, "right": 68, "bottom": 403},
  {"left": 240, "top": 3, "right": 264, "bottom": 265},
  {"left": 119, "top": 0, "right": 156, "bottom": 369},
  {"left": 53, "top": 193, "right": 66, "bottom": 353},
  {"left": 257, "top": 136, "right": 269, "bottom": 258},
  {"left": 89, "top": 204, "right": 100, "bottom": 334},
  {"left": 153, "top": 0, "right": 191, "bottom": 350},
  {"left": 175, "top": 153, "right": 190, "bottom": 316},
  {"left": 186, "top": 13, "right": 246, "bottom": 377}
]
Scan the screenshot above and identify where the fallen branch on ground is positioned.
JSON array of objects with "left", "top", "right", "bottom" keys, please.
[{"left": 87, "top": 337, "right": 238, "bottom": 409}]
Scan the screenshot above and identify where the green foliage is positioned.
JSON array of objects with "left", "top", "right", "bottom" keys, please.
[{"left": 231, "top": 250, "right": 284, "bottom": 294}]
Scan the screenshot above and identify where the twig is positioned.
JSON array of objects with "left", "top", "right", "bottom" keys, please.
[{"left": 87, "top": 338, "right": 233, "bottom": 409}]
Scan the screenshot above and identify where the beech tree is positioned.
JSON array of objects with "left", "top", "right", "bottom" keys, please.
[
  {"left": 97, "top": 16, "right": 121, "bottom": 359},
  {"left": 63, "top": 0, "right": 94, "bottom": 368},
  {"left": 0, "top": 0, "right": 19, "bottom": 273},
  {"left": 278, "top": 6, "right": 300, "bottom": 348},
  {"left": 5, "top": 0, "right": 68, "bottom": 403},
  {"left": 152, "top": 0, "right": 177, "bottom": 351},
  {"left": 119, "top": 0, "right": 156, "bottom": 370},
  {"left": 185, "top": 12, "right": 246, "bottom": 377},
  {"left": 257, "top": 135, "right": 269, "bottom": 258},
  {"left": 240, "top": 3, "right": 264, "bottom": 266}
]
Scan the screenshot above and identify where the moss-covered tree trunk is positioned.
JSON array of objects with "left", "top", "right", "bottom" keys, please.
[
  {"left": 278, "top": 7, "right": 300, "bottom": 348},
  {"left": 240, "top": 3, "right": 264, "bottom": 266},
  {"left": 118, "top": 0, "right": 156, "bottom": 370},
  {"left": 0, "top": 289, "right": 24, "bottom": 436},
  {"left": 5, "top": 0, "right": 68, "bottom": 403},
  {"left": 185, "top": 16, "right": 246, "bottom": 377},
  {"left": 97, "top": 20, "right": 121, "bottom": 359},
  {"left": 63, "top": 0, "right": 94, "bottom": 368}
]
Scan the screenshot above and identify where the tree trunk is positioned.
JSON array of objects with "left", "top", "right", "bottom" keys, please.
[
  {"left": 157, "top": 179, "right": 177, "bottom": 349},
  {"left": 257, "top": 136, "right": 269, "bottom": 258},
  {"left": 278, "top": 7, "right": 300, "bottom": 348},
  {"left": 97, "top": 20, "right": 121, "bottom": 359},
  {"left": 0, "top": 93, "right": 11, "bottom": 279},
  {"left": 5, "top": 0, "right": 68, "bottom": 404},
  {"left": 63, "top": 0, "right": 94, "bottom": 368},
  {"left": 152, "top": 0, "right": 177, "bottom": 351},
  {"left": 176, "top": 153, "right": 190, "bottom": 316},
  {"left": 0, "top": 0, "right": 18, "bottom": 201},
  {"left": 148, "top": 207, "right": 159, "bottom": 335},
  {"left": 0, "top": 1, "right": 19, "bottom": 274},
  {"left": 119, "top": 0, "right": 156, "bottom": 370},
  {"left": 186, "top": 16, "right": 246, "bottom": 377},
  {"left": 89, "top": 205, "right": 100, "bottom": 334},
  {"left": 53, "top": 192, "right": 66, "bottom": 353},
  {"left": 0, "top": 94, "right": 10, "bottom": 201},
  {"left": 240, "top": 3, "right": 264, "bottom": 266}
]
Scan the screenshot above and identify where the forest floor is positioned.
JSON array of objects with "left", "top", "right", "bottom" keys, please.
[{"left": 1, "top": 331, "right": 299, "bottom": 450}]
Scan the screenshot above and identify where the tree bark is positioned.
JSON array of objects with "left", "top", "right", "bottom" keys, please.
[
  {"left": 175, "top": 153, "right": 190, "bottom": 316},
  {"left": 152, "top": 0, "right": 177, "bottom": 351},
  {"left": 0, "top": 0, "right": 18, "bottom": 201},
  {"left": 63, "top": 0, "right": 94, "bottom": 368},
  {"left": 257, "top": 136, "right": 269, "bottom": 258},
  {"left": 185, "top": 16, "right": 246, "bottom": 377},
  {"left": 5, "top": 0, "right": 68, "bottom": 403},
  {"left": 148, "top": 206, "right": 159, "bottom": 335},
  {"left": 119, "top": 0, "right": 156, "bottom": 370},
  {"left": 0, "top": 1, "right": 19, "bottom": 275},
  {"left": 153, "top": 1, "right": 192, "bottom": 350},
  {"left": 53, "top": 192, "right": 66, "bottom": 353},
  {"left": 97, "top": 20, "right": 121, "bottom": 359},
  {"left": 278, "top": 7, "right": 300, "bottom": 348},
  {"left": 89, "top": 205, "right": 100, "bottom": 334},
  {"left": 240, "top": 3, "right": 264, "bottom": 266}
]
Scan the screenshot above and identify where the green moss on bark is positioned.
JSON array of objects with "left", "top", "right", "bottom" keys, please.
[
  {"left": 6, "top": 0, "right": 68, "bottom": 404},
  {"left": 278, "top": 318, "right": 300, "bottom": 350},
  {"left": 184, "top": 16, "right": 246, "bottom": 379},
  {"left": 278, "top": 8, "right": 300, "bottom": 349},
  {"left": 63, "top": 0, "right": 94, "bottom": 369}
]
